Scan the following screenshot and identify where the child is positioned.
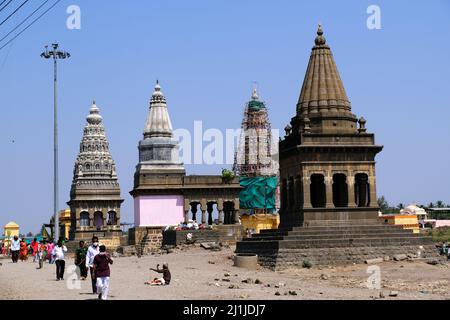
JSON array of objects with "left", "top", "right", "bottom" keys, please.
[
  {"left": 145, "top": 263, "right": 171, "bottom": 286},
  {"left": 37, "top": 240, "right": 47, "bottom": 269},
  {"left": 93, "top": 245, "right": 113, "bottom": 300}
]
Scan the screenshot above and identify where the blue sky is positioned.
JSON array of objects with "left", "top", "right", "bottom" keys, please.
[{"left": 0, "top": 0, "right": 449, "bottom": 233}]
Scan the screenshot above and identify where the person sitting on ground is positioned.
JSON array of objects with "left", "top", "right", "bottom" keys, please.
[{"left": 145, "top": 263, "right": 171, "bottom": 286}]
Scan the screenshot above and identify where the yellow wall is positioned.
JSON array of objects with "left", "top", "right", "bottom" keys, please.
[
  {"left": 241, "top": 214, "right": 280, "bottom": 234},
  {"left": 381, "top": 215, "right": 420, "bottom": 234},
  {"left": 59, "top": 209, "right": 71, "bottom": 240},
  {"left": 3, "top": 222, "right": 20, "bottom": 246}
]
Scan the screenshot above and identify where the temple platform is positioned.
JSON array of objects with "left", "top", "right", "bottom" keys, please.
[{"left": 235, "top": 219, "right": 438, "bottom": 269}]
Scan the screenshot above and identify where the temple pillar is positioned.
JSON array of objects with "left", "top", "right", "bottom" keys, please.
[
  {"left": 89, "top": 211, "right": 94, "bottom": 228},
  {"left": 217, "top": 199, "right": 224, "bottom": 225},
  {"left": 201, "top": 210, "right": 207, "bottom": 224},
  {"left": 218, "top": 210, "right": 224, "bottom": 225},
  {"left": 302, "top": 176, "right": 312, "bottom": 209},
  {"left": 184, "top": 199, "right": 191, "bottom": 223},
  {"left": 325, "top": 175, "right": 334, "bottom": 208},
  {"left": 200, "top": 198, "right": 207, "bottom": 224},
  {"left": 369, "top": 175, "right": 377, "bottom": 208},
  {"left": 184, "top": 210, "right": 189, "bottom": 224},
  {"left": 233, "top": 198, "right": 240, "bottom": 224},
  {"left": 234, "top": 209, "right": 240, "bottom": 224},
  {"left": 347, "top": 175, "right": 357, "bottom": 208},
  {"left": 75, "top": 209, "right": 80, "bottom": 228}
]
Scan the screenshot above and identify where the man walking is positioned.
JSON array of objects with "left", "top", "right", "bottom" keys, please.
[
  {"left": 10, "top": 236, "right": 20, "bottom": 263},
  {"left": 86, "top": 236, "right": 100, "bottom": 294},
  {"left": 75, "top": 241, "right": 88, "bottom": 280},
  {"left": 93, "top": 245, "right": 113, "bottom": 300},
  {"left": 52, "top": 239, "right": 67, "bottom": 281}
]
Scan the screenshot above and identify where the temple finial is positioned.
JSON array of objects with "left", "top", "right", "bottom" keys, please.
[
  {"left": 315, "top": 23, "right": 326, "bottom": 46},
  {"left": 252, "top": 87, "right": 259, "bottom": 100}
]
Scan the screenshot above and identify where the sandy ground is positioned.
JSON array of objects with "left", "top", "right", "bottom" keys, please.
[{"left": 0, "top": 246, "right": 449, "bottom": 300}]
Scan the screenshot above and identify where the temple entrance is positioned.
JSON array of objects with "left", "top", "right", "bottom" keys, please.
[
  {"left": 94, "top": 211, "right": 103, "bottom": 230},
  {"left": 206, "top": 202, "right": 218, "bottom": 225},
  {"left": 190, "top": 202, "right": 200, "bottom": 223},
  {"left": 332, "top": 174, "right": 348, "bottom": 207},
  {"left": 310, "top": 174, "right": 326, "bottom": 208},
  {"left": 223, "top": 201, "right": 235, "bottom": 225},
  {"left": 355, "top": 173, "right": 370, "bottom": 207}
]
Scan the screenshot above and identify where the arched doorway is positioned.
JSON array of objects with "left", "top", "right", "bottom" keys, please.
[
  {"left": 355, "top": 173, "right": 370, "bottom": 207},
  {"left": 223, "top": 201, "right": 235, "bottom": 225},
  {"left": 94, "top": 211, "right": 103, "bottom": 230},
  {"left": 332, "top": 174, "right": 348, "bottom": 207},
  {"left": 310, "top": 174, "right": 326, "bottom": 208}
]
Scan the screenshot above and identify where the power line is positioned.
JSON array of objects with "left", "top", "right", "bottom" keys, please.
[
  {"left": 0, "top": 0, "right": 63, "bottom": 51},
  {"left": 0, "top": 0, "right": 8, "bottom": 8},
  {"left": 0, "top": 0, "right": 31, "bottom": 27},
  {"left": 0, "top": 0, "right": 50, "bottom": 44},
  {"left": 0, "top": 0, "right": 13, "bottom": 13}
]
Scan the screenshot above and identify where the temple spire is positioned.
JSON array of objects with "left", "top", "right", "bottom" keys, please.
[
  {"left": 143, "top": 81, "right": 173, "bottom": 139},
  {"left": 296, "top": 25, "right": 357, "bottom": 134}
]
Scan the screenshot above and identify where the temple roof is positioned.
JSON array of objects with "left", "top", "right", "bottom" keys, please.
[
  {"left": 70, "top": 101, "right": 120, "bottom": 190},
  {"left": 143, "top": 81, "right": 174, "bottom": 139},
  {"left": 295, "top": 25, "right": 357, "bottom": 134},
  {"left": 4, "top": 221, "right": 19, "bottom": 228}
]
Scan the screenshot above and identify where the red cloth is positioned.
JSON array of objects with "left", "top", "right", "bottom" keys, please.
[{"left": 31, "top": 241, "right": 39, "bottom": 257}]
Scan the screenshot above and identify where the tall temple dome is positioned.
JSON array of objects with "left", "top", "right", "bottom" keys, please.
[
  {"left": 279, "top": 25, "right": 384, "bottom": 227},
  {"left": 68, "top": 101, "right": 123, "bottom": 241},
  {"left": 236, "top": 25, "right": 435, "bottom": 269}
]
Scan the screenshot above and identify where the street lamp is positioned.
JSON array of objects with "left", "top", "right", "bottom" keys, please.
[{"left": 41, "top": 43, "right": 70, "bottom": 243}]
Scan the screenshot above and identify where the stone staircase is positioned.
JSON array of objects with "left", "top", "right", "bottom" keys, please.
[{"left": 235, "top": 219, "right": 438, "bottom": 269}]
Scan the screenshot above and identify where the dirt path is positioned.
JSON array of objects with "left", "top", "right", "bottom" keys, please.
[{"left": 0, "top": 247, "right": 449, "bottom": 300}]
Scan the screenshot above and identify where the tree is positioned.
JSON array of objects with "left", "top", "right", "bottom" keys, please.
[
  {"left": 26, "top": 232, "right": 33, "bottom": 237},
  {"left": 397, "top": 203, "right": 404, "bottom": 210},
  {"left": 435, "top": 200, "right": 445, "bottom": 208},
  {"left": 377, "top": 196, "right": 389, "bottom": 212}
]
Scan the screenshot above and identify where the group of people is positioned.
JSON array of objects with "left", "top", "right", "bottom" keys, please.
[
  {"left": 4, "top": 236, "right": 57, "bottom": 264},
  {"left": 4, "top": 234, "right": 171, "bottom": 300},
  {"left": 74, "top": 236, "right": 114, "bottom": 300}
]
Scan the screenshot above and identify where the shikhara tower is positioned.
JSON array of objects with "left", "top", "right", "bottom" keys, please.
[
  {"left": 234, "top": 88, "right": 278, "bottom": 213},
  {"left": 236, "top": 25, "right": 435, "bottom": 268},
  {"left": 131, "top": 81, "right": 186, "bottom": 227},
  {"left": 279, "top": 25, "right": 383, "bottom": 227},
  {"left": 68, "top": 102, "right": 123, "bottom": 240}
]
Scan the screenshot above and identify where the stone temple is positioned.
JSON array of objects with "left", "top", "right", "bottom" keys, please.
[
  {"left": 68, "top": 102, "right": 123, "bottom": 243},
  {"left": 235, "top": 26, "right": 436, "bottom": 268},
  {"left": 129, "top": 82, "right": 243, "bottom": 250}
]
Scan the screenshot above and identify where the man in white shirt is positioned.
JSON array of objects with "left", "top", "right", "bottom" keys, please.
[
  {"left": 52, "top": 240, "right": 67, "bottom": 281},
  {"left": 10, "top": 236, "right": 20, "bottom": 263},
  {"left": 86, "top": 236, "right": 100, "bottom": 294}
]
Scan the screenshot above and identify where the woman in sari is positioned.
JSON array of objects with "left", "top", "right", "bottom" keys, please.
[
  {"left": 46, "top": 240, "right": 55, "bottom": 264},
  {"left": 19, "top": 239, "right": 28, "bottom": 261}
]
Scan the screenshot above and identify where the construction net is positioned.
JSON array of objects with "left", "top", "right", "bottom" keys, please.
[{"left": 239, "top": 176, "right": 277, "bottom": 212}]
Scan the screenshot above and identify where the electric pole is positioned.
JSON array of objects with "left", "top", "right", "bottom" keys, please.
[{"left": 41, "top": 43, "right": 70, "bottom": 242}]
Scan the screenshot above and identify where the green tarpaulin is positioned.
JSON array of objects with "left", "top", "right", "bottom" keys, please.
[{"left": 239, "top": 176, "right": 277, "bottom": 212}]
